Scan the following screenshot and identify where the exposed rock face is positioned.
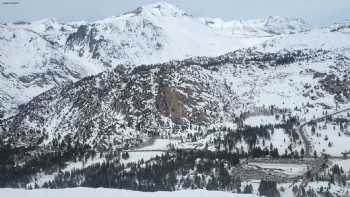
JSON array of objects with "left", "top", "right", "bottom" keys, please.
[
  {"left": 157, "top": 82, "right": 209, "bottom": 124},
  {"left": 66, "top": 25, "right": 94, "bottom": 55},
  {"left": 157, "top": 86, "right": 188, "bottom": 124},
  {"left": 65, "top": 25, "right": 105, "bottom": 60}
]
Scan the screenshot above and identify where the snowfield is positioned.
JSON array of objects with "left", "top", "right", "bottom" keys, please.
[
  {"left": 0, "top": 188, "right": 259, "bottom": 197},
  {"left": 121, "top": 138, "right": 179, "bottom": 164},
  {"left": 303, "top": 111, "right": 350, "bottom": 156},
  {"left": 304, "top": 124, "right": 350, "bottom": 156},
  {"left": 244, "top": 115, "right": 282, "bottom": 127}
]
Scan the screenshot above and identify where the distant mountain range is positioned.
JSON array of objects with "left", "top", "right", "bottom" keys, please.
[{"left": 200, "top": 16, "right": 311, "bottom": 36}]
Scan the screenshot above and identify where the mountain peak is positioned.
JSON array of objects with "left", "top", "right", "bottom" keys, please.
[
  {"left": 128, "top": 1, "right": 188, "bottom": 17},
  {"left": 32, "top": 18, "right": 59, "bottom": 25}
]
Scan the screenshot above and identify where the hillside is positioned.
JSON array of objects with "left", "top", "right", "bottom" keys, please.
[{"left": 2, "top": 47, "right": 350, "bottom": 158}]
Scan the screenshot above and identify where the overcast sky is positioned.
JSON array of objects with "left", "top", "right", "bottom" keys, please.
[{"left": 1, "top": 0, "right": 350, "bottom": 25}]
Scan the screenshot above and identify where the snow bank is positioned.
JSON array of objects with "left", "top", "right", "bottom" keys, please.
[{"left": 0, "top": 188, "right": 259, "bottom": 197}]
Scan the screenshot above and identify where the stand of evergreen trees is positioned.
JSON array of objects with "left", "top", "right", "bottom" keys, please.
[
  {"left": 0, "top": 114, "right": 309, "bottom": 190},
  {"left": 0, "top": 140, "right": 92, "bottom": 187},
  {"left": 43, "top": 149, "right": 241, "bottom": 191},
  {"left": 210, "top": 118, "right": 304, "bottom": 159}
]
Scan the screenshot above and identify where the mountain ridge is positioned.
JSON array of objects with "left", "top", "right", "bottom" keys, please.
[{"left": 199, "top": 16, "right": 312, "bottom": 37}]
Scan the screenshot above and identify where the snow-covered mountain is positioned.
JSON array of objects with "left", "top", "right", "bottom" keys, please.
[
  {"left": 2, "top": 2, "right": 335, "bottom": 119},
  {"left": 0, "top": 2, "right": 270, "bottom": 117},
  {"left": 200, "top": 16, "right": 311, "bottom": 37},
  {"left": 63, "top": 2, "right": 260, "bottom": 66}
]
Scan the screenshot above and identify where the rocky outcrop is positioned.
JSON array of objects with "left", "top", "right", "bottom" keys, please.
[{"left": 65, "top": 25, "right": 104, "bottom": 59}]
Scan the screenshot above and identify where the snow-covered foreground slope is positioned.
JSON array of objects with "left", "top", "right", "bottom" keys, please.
[
  {"left": 2, "top": 181, "right": 349, "bottom": 197},
  {"left": 0, "top": 188, "right": 258, "bottom": 197}
]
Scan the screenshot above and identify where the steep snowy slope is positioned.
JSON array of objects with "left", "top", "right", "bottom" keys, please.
[
  {"left": 200, "top": 16, "right": 311, "bottom": 37},
  {"left": 0, "top": 24, "right": 102, "bottom": 118},
  {"left": 21, "top": 18, "right": 78, "bottom": 46}
]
